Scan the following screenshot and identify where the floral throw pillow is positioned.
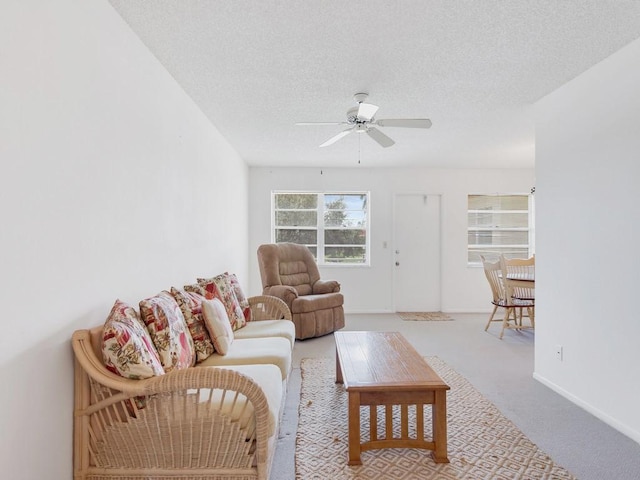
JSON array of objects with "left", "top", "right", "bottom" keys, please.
[
  {"left": 102, "top": 299, "right": 165, "bottom": 379},
  {"left": 170, "top": 287, "right": 215, "bottom": 363},
  {"left": 139, "top": 291, "right": 195, "bottom": 372},
  {"left": 184, "top": 282, "right": 210, "bottom": 299},
  {"left": 201, "top": 297, "right": 234, "bottom": 355},
  {"left": 225, "top": 272, "right": 251, "bottom": 322},
  {"left": 196, "top": 274, "right": 247, "bottom": 331}
]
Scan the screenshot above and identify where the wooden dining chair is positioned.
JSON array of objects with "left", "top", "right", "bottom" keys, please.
[
  {"left": 502, "top": 254, "right": 535, "bottom": 301},
  {"left": 480, "top": 255, "right": 534, "bottom": 338},
  {"left": 499, "top": 255, "right": 535, "bottom": 338}
]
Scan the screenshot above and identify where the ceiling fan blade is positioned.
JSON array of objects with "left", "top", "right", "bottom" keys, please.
[
  {"left": 375, "top": 118, "right": 432, "bottom": 129},
  {"left": 296, "top": 122, "right": 346, "bottom": 126},
  {"left": 357, "top": 102, "right": 379, "bottom": 121},
  {"left": 366, "top": 127, "right": 395, "bottom": 148},
  {"left": 319, "top": 127, "right": 355, "bottom": 147}
]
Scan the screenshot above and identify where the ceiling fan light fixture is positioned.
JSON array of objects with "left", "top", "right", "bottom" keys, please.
[
  {"left": 356, "top": 102, "right": 379, "bottom": 121},
  {"left": 346, "top": 107, "right": 359, "bottom": 124}
]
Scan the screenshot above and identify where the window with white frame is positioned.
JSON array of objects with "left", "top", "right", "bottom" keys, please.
[
  {"left": 272, "top": 191, "right": 369, "bottom": 265},
  {"left": 468, "top": 194, "right": 532, "bottom": 265}
]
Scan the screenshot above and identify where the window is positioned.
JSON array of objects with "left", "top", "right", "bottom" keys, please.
[
  {"left": 468, "top": 194, "right": 532, "bottom": 265},
  {"left": 272, "top": 192, "right": 369, "bottom": 265}
]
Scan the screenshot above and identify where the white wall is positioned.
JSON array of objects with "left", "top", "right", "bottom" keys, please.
[
  {"left": 248, "top": 167, "right": 534, "bottom": 313},
  {"left": 0, "top": 2, "right": 248, "bottom": 478},
  {"left": 535, "top": 38, "right": 640, "bottom": 443}
]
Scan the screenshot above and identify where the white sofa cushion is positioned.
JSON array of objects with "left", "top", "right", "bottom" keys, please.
[
  {"left": 233, "top": 320, "right": 296, "bottom": 349},
  {"left": 197, "top": 337, "right": 291, "bottom": 380},
  {"left": 192, "top": 364, "right": 282, "bottom": 437}
]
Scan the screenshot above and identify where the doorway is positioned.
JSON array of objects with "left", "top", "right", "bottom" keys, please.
[{"left": 393, "top": 194, "right": 441, "bottom": 312}]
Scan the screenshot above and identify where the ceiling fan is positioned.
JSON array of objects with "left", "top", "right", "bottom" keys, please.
[{"left": 296, "top": 93, "right": 432, "bottom": 148}]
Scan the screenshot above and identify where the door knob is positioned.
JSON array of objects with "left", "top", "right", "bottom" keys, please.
[{"left": 395, "top": 261, "right": 400, "bottom": 266}]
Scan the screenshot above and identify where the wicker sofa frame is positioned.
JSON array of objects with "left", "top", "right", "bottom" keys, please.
[{"left": 72, "top": 295, "right": 291, "bottom": 480}]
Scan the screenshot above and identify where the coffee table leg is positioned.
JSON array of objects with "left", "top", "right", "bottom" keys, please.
[
  {"left": 432, "top": 390, "right": 449, "bottom": 463},
  {"left": 336, "top": 349, "right": 343, "bottom": 384},
  {"left": 348, "top": 391, "right": 362, "bottom": 465}
]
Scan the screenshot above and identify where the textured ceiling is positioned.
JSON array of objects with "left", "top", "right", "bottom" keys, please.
[{"left": 109, "top": 0, "right": 640, "bottom": 168}]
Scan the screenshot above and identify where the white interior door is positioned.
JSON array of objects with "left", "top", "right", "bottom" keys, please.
[{"left": 393, "top": 194, "right": 441, "bottom": 312}]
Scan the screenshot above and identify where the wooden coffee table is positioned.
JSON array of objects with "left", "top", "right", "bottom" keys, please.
[{"left": 334, "top": 331, "right": 450, "bottom": 465}]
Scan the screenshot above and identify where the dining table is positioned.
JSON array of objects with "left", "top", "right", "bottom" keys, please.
[{"left": 504, "top": 271, "right": 535, "bottom": 302}]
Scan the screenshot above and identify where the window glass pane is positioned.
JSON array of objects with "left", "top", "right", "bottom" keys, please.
[
  {"left": 468, "top": 248, "right": 529, "bottom": 264},
  {"left": 275, "top": 229, "right": 317, "bottom": 244},
  {"left": 325, "top": 246, "right": 366, "bottom": 264},
  {"left": 324, "top": 210, "right": 366, "bottom": 227},
  {"left": 275, "top": 193, "right": 317, "bottom": 209},
  {"left": 323, "top": 194, "right": 367, "bottom": 228},
  {"left": 468, "top": 195, "right": 528, "bottom": 210},
  {"left": 468, "top": 250, "right": 484, "bottom": 264},
  {"left": 468, "top": 230, "right": 529, "bottom": 246},
  {"left": 325, "top": 229, "right": 366, "bottom": 245},
  {"left": 468, "top": 212, "right": 528, "bottom": 228},
  {"left": 500, "top": 249, "right": 532, "bottom": 259},
  {"left": 275, "top": 211, "right": 317, "bottom": 227},
  {"left": 324, "top": 194, "right": 367, "bottom": 209}
]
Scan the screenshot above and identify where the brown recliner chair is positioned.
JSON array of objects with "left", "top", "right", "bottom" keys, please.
[{"left": 257, "top": 243, "right": 345, "bottom": 340}]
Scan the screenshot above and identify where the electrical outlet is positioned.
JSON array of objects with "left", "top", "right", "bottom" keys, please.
[{"left": 555, "top": 345, "right": 563, "bottom": 361}]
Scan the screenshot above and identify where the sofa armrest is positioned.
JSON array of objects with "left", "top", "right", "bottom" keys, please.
[
  {"left": 313, "top": 279, "right": 341, "bottom": 294},
  {"left": 248, "top": 295, "right": 292, "bottom": 321},
  {"left": 262, "top": 285, "right": 298, "bottom": 309}
]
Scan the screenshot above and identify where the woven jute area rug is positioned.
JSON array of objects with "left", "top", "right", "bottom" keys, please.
[
  {"left": 296, "top": 357, "right": 576, "bottom": 480},
  {"left": 397, "top": 312, "right": 453, "bottom": 321}
]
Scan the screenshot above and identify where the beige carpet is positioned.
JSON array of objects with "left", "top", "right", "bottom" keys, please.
[
  {"left": 296, "top": 357, "right": 576, "bottom": 480},
  {"left": 397, "top": 312, "right": 453, "bottom": 321}
]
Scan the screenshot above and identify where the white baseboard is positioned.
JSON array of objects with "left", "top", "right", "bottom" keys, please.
[
  {"left": 344, "top": 309, "right": 492, "bottom": 315},
  {"left": 533, "top": 372, "right": 640, "bottom": 445},
  {"left": 344, "top": 309, "right": 395, "bottom": 315}
]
